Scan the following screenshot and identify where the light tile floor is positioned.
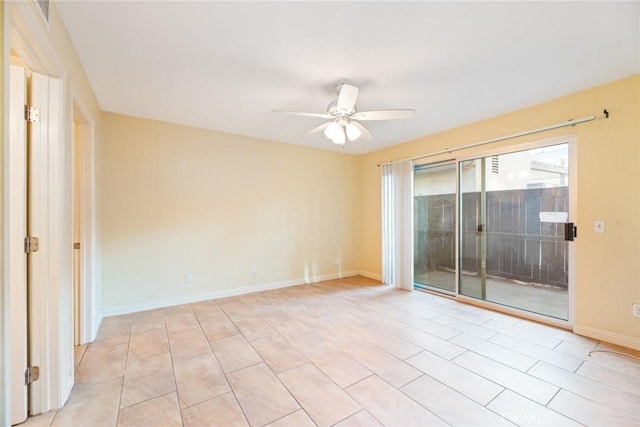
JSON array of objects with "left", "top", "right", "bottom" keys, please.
[{"left": 23, "top": 276, "right": 640, "bottom": 426}]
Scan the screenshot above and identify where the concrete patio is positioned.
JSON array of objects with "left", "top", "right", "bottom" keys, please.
[{"left": 415, "top": 270, "right": 568, "bottom": 320}]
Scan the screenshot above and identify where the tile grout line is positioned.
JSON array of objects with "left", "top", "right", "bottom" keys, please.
[
  {"left": 223, "top": 298, "right": 348, "bottom": 427},
  {"left": 204, "top": 301, "right": 261, "bottom": 427},
  {"left": 115, "top": 316, "right": 133, "bottom": 426},
  {"left": 165, "top": 316, "right": 186, "bottom": 427}
]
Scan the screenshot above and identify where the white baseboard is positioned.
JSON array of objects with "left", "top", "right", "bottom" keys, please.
[
  {"left": 573, "top": 324, "right": 640, "bottom": 351},
  {"left": 358, "top": 271, "right": 382, "bottom": 282},
  {"left": 91, "top": 312, "right": 103, "bottom": 342},
  {"left": 103, "top": 271, "right": 359, "bottom": 317},
  {"left": 60, "top": 372, "right": 74, "bottom": 407}
]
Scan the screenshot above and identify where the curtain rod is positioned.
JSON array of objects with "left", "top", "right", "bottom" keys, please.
[{"left": 377, "top": 110, "right": 608, "bottom": 167}]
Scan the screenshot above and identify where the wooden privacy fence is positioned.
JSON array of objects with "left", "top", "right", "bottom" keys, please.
[{"left": 415, "top": 187, "right": 568, "bottom": 289}]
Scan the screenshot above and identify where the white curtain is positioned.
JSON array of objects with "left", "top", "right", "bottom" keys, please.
[{"left": 381, "top": 160, "right": 413, "bottom": 291}]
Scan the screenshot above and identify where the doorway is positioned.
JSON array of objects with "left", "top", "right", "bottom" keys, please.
[
  {"left": 413, "top": 138, "right": 575, "bottom": 324},
  {"left": 72, "top": 103, "right": 98, "bottom": 373}
]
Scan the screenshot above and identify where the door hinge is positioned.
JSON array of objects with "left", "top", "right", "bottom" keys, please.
[
  {"left": 74, "top": 242, "right": 81, "bottom": 249},
  {"left": 25, "top": 105, "right": 40, "bottom": 123},
  {"left": 25, "top": 366, "right": 40, "bottom": 385},
  {"left": 24, "top": 236, "right": 40, "bottom": 253}
]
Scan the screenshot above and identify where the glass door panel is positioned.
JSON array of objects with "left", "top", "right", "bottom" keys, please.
[
  {"left": 414, "top": 162, "right": 456, "bottom": 293},
  {"left": 459, "top": 143, "right": 569, "bottom": 319}
]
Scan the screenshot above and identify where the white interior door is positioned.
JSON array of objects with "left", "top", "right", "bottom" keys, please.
[
  {"left": 9, "top": 64, "right": 67, "bottom": 421},
  {"left": 28, "top": 69, "right": 67, "bottom": 415},
  {"left": 8, "top": 64, "right": 28, "bottom": 425}
]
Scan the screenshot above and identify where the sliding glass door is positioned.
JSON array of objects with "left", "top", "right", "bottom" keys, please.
[
  {"left": 459, "top": 143, "right": 570, "bottom": 320},
  {"left": 414, "top": 162, "right": 456, "bottom": 293},
  {"left": 413, "top": 140, "right": 573, "bottom": 322}
]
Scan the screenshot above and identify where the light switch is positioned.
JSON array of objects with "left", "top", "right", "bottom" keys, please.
[{"left": 594, "top": 221, "right": 605, "bottom": 233}]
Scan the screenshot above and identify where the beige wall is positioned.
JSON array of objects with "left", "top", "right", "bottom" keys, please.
[
  {"left": 99, "top": 113, "right": 360, "bottom": 312},
  {"left": 359, "top": 75, "right": 640, "bottom": 343}
]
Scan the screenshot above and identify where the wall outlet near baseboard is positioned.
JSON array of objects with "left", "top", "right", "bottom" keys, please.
[
  {"left": 633, "top": 303, "right": 640, "bottom": 317},
  {"left": 185, "top": 274, "right": 192, "bottom": 284}
]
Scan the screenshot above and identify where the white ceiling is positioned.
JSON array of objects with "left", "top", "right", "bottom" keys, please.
[{"left": 56, "top": 1, "right": 639, "bottom": 155}]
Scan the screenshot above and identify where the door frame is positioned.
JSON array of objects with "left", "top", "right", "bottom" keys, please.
[
  {"left": 454, "top": 134, "right": 577, "bottom": 329},
  {"left": 7, "top": 63, "right": 28, "bottom": 426},
  {"left": 2, "top": 0, "right": 98, "bottom": 418},
  {"left": 71, "top": 99, "right": 100, "bottom": 345}
]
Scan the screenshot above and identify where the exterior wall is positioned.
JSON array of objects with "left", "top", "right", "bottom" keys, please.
[{"left": 359, "top": 75, "right": 640, "bottom": 346}]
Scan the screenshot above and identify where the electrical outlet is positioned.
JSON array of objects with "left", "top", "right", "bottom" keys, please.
[
  {"left": 185, "top": 274, "right": 192, "bottom": 284},
  {"left": 335, "top": 257, "right": 340, "bottom": 265},
  {"left": 633, "top": 303, "right": 640, "bottom": 317},
  {"left": 250, "top": 265, "right": 257, "bottom": 275},
  {"left": 594, "top": 220, "right": 605, "bottom": 233}
]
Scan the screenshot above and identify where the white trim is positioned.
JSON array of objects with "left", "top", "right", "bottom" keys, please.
[
  {"left": 0, "top": 3, "right": 9, "bottom": 423},
  {"left": 93, "top": 312, "right": 104, "bottom": 339},
  {"left": 573, "top": 324, "right": 640, "bottom": 351},
  {"left": 103, "top": 271, "right": 360, "bottom": 317},
  {"left": 6, "top": 64, "right": 28, "bottom": 426},
  {"left": 358, "top": 271, "right": 383, "bottom": 282},
  {"left": 71, "top": 98, "right": 100, "bottom": 344},
  {"left": 8, "top": 1, "right": 63, "bottom": 77}
]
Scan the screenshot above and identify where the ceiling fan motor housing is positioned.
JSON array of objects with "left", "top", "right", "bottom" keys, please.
[{"left": 327, "top": 100, "right": 355, "bottom": 117}]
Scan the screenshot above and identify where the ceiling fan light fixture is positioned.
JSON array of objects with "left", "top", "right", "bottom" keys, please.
[
  {"left": 345, "top": 121, "right": 362, "bottom": 141},
  {"left": 324, "top": 121, "right": 341, "bottom": 139},
  {"left": 274, "top": 83, "right": 414, "bottom": 147},
  {"left": 331, "top": 127, "right": 346, "bottom": 145}
]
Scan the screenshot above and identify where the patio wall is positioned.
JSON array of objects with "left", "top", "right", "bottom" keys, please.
[{"left": 416, "top": 187, "right": 569, "bottom": 288}]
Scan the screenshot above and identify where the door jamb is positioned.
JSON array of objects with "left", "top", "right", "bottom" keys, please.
[
  {"left": 72, "top": 98, "right": 100, "bottom": 344},
  {"left": 6, "top": 0, "right": 75, "bottom": 414}
]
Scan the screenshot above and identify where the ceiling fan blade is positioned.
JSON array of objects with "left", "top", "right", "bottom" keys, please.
[
  {"left": 351, "top": 109, "right": 415, "bottom": 121},
  {"left": 303, "top": 122, "right": 331, "bottom": 138},
  {"left": 352, "top": 121, "right": 373, "bottom": 140},
  {"left": 336, "top": 84, "right": 358, "bottom": 112},
  {"left": 273, "top": 110, "right": 332, "bottom": 119}
]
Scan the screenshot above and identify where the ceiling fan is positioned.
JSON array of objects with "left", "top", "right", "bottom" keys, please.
[{"left": 273, "top": 83, "right": 415, "bottom": 145}]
